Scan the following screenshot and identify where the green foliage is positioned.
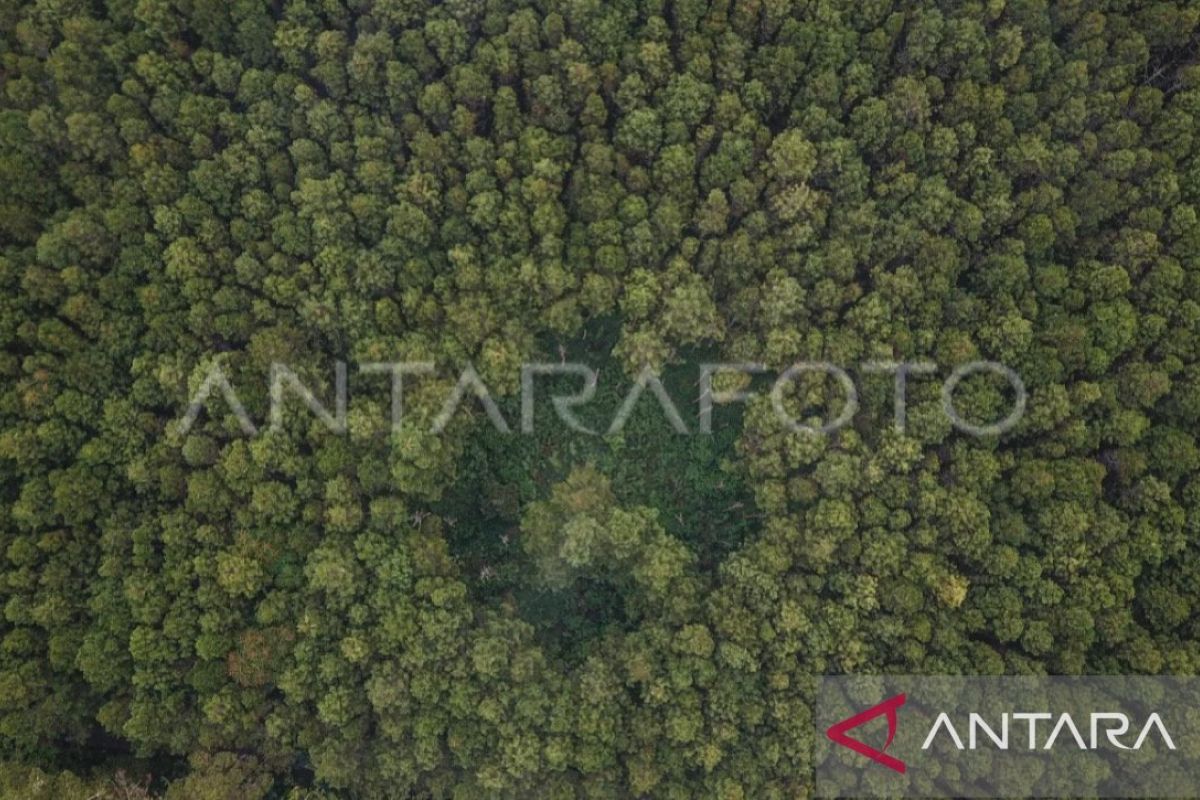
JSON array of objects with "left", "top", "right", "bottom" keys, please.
[
  {"left": 2, "top": 0, "right": 1200, "bottom": 796},
  {"left": 0, "top": 762, "right": 153, "bottom": 800}
]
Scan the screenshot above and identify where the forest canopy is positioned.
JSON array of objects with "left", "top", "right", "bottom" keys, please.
[{"left": 2, "top": 0, "right": 1200, "bottom": 797}]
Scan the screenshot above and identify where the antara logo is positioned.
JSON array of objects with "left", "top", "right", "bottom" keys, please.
[
  {"left": 826, "top": 692, "right": 1178, "bottom": 776},
  {"left": 825, "top": 693, "right": 908, "bottom": 774}
]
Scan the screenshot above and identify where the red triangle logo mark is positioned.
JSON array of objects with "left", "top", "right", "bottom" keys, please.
[{"left": 825, "top": 692, "right": 907, "bottom": 774}]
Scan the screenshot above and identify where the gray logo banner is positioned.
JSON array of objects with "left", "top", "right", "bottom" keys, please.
[{"left": 815, "top": 676, "right": 1200, "bottom": 798}]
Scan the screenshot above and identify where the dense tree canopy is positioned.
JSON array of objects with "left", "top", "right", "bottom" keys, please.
[{"left": 1, "top": 0, "right": 1200, "bottom": 796}]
